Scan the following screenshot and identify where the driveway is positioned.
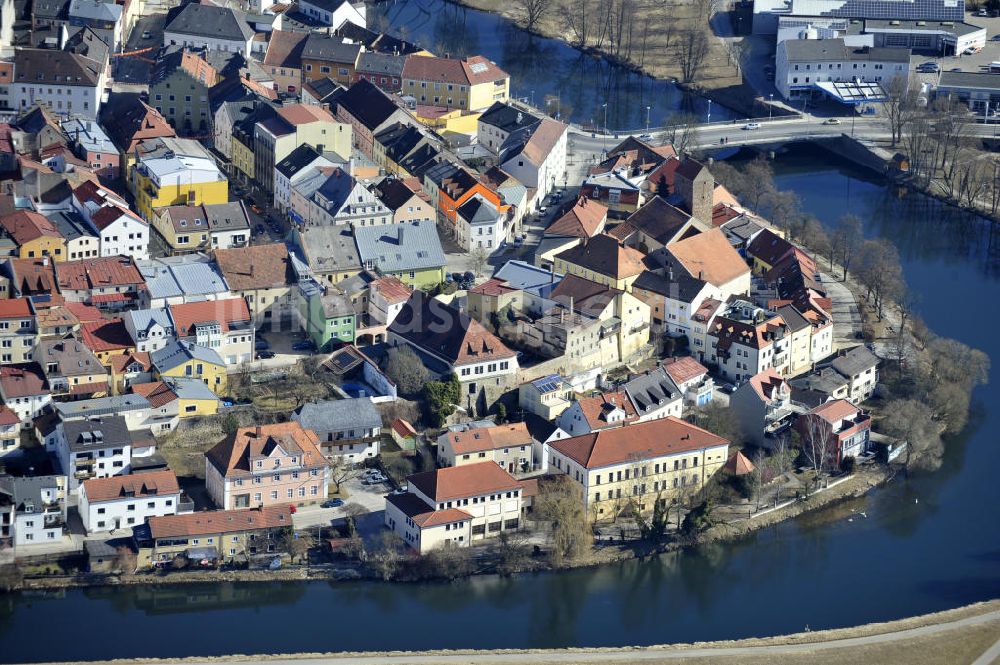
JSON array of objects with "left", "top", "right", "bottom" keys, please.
[{"left": 291, "top": 475, "right": 388, "bottom": 530}]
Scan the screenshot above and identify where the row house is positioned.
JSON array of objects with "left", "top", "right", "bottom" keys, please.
[
  {"left": 168, "top": 298, "right": 254, "bottom": 366},
  {"left": 37, "top": 336, "right": 108, "bottom": 400},
  {"left": 707, "top": 299, "right": 791, "bottom": 384},
  {"left": 334, "top": 78, "right": 414, "bottom": 159},
  {"left": 72, "top": 181, "right": 150, "bottom": 260},
  {"left": 62, "top": 118, "right": 119, "bottom": 180},
  {"left": 55, "top": 255, "right": 146, "bottom": 312},
  {"left": 385, "top": 462, "right": 525, "bottom": 554},
  {"left": 79, "top": 469, "right": 184, "bottom": 533},
  {"left": 54, "top": 415, "right": 134, "bottom": 489},
  {"left": 401, "top": 54, "right": 509, "bottom": 112},
  {"left": 290, "top": 166, "right": 391, "bottom": 228},
  {"left": 205, "top": 422, "right": 331, "bottom": 510},
  {"left": 0, "top": 297, "right": 38, "bottom": 364},
  {"left": 274, "top": 143, "right": 343, "bottom": 213},
  {"left": 254, "top": 103, "right": 351, "bottom": 196},
  {"left": 437, "top": 421, "right": 535, "bottom": 475},
  {"left": 545, "top": 416, "right": 730, "bottom": 521},
  {"left": 213, "top": 243, "right": 297, "bottom": 331},
  {"left": 138, "top": 254, "right": 231, "bottom": 309}
]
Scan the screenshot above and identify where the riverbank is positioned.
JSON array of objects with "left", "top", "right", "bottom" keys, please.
[
  {"left": 30, "top": 599, "right": 1000, "bottom": 665},
  {"left": 435, "top": 0, "right": 773, "bottom": 118},
  {"left": 13, "top": 465, "right": 891, "bottom": 592}
]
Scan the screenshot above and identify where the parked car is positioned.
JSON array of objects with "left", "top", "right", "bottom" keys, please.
[
  {"left": 513, "top": 236, "right": 524, "bottom": 247},
  {"left": 291, "top": 340, "right": 315, "bottom": 352},
  {"left": 141, "top": 30, "right": 152, "bottom": 39},
  {"left": 743, "top": 122, "right": 761, "bottom": 130},
  {"left": 256, "top": 350, "right": 275, "bottom": 360},
  {"left": 991, "top": 34, "right": 1000, "bottom": 41},
  {"left": 321, "top": 498, "right": 344, "bottom": 509},
  {"left": 638, "top": 133, "right": 653, "bottom": 141},
  {"left": 719, "top": 382, "right": 737, "bottom": 394},
  {"left": 918, "top": 62, "right": 940, "bottom": 72},
  {"left": 220, "top": 399, "right": 234, "bottom": 408}
]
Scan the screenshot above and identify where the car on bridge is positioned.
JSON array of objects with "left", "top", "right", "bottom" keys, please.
[
  {"left": 823, "top": 118, "right": 841, "bottom": 125},
  {"left": 743, "top": 122, "right": 760, "bottom": 130}
]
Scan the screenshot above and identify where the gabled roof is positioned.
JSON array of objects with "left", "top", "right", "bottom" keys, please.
[
  {"left": 621, "top": 367, "right": 681, "bottom": 418},
  {"left": 809, "top": 398, "right": 862, "bottom": 424},
  {"left": 1, "top": 210, "right": 62, "bottom": 245},
  {"left": 747, "top": 368, "right": 788, "bottom": 404},
  {"left": 14, "top": 48, "right": 102, "bottom": 87},
  {"left": 99, "top": 94, "right": 175, "bottom": 153},
  {"left": 407, "top": 461, "right": 521, "bottom": 502},
  {"left": 545, "top": 197, "right": 607, "bottom": 239},
  {"left": 550, "top": 416, "right": 729, "bottom": 469},
  {"left": 389, "top": 291, "right": 515, "bottom": 367},
  {"left": 372, "top": 176, "right": 422, "bottom": 212},
  {"left": 723, "top": 450, "right": 755, "bottom": 475},
  {"left": 83, "top": 470, "right": 179, "bottom": 503},
  {"left": 292, "top": 398, "right": 381, "bottom": 433},
  {"left": 205, "top": 422, "right": 328, "bottom": 477},
  {"left": 747, "top": 228, "right": 796, "bottom": 267},
  {"left": 0, "top": 363, "right": 49, "bottom": 398},
  {"left": 164, "top": 3, "right": 254, "bottom": 43},
  {"left": 55, "top": 256, "right": 144, "bottom": 292},
  {"left": 478, "top": 102, "right": 538, "bottom": 133},
  {"left": 499, "top": 117, "right": 566, "bottom": 168},
  {"left": 386, "top": 492, "right": 471, "bottom": 527},
  {"left": 353, "top": 221, "right": 446, "bottom": 274},
  {"left": 277, "top": 103, "right": 336, "bottom": 126},
  {"left": 573, "top": 391, "right": 638, "bottom": 430},
  {"left": 665, "top": 228, "right": 749, "bottom": 287},
  {"left": 147, "top": 505, "right": 292, "bottom": 539},
  {"left": 445, "top": 422, "right": 532, "bottom": 455},
  {"left": 402, "top": 54, "right": 508, "bottom": 86},
  {"left": 830, "top": 344, "right": 879, "bottom": 377},
  {"left": 554, "top": 233, "right": 645, "bottom": 280},
  {"left": 302, "top": 32, "right": 362, "bottom": 64},
  {"left": 661, "top": 356, "right": 708, "bottom": 385},
  {"left": 214, "top": 243, "right": 293, "bottom": 291},
  {"left": 80, "top": 318, "right": 131, "bottom": 353},
  {"left": 37, "top": 336, "right": 103, "bottom": 376},
  {"left": 336, "top": 78, "right": 404, "bottom": 131},
  {"left": 263, "top": 29, "right": 308, "bottom": 68},
  {"left": 355, "top": 51, "right": 405, "bottom": 77},
  {"left": 168, "top": 298, "right": 250, "bottom": 337},
  {"left": 150, "top": 340, "right": 225, "bottom": 373},
  {"left": 549, "top": 274, "right": 618, "bottom": 317},
  {"left": 609, "top": 197, "right": 695, "bottom": 246}
]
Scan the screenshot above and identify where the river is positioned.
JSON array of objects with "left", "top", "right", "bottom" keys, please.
[
  {"left": 368, "top": 0, "right": 739, "bottom": 130},
  {"left": 0, "top": 145, "right": 997, "bottom": 663}
]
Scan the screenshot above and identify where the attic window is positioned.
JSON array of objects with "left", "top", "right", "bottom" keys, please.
[{"left": 180, "top": 219, "right": 187, "bottom": 226}]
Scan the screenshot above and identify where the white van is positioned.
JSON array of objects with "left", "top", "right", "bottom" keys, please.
[{"left": 989, "top": 62, "right": 1000, "bottom": 73}]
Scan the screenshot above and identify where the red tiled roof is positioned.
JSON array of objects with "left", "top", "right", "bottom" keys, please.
[
  {"left": 147, "top": 505, "right": 293, "bottom": 539},
  {"left": 446, "top": 422, "right": 532, "bottom": 456},
  {"left": 545, "top": 198, "right": 607, "bottom": 239},
  {"left": 575, "top": 391, "right": 638, "bottom": 430},
  {"left": 214, "top": 243, "right": 292, "bottom": 291},
  {"left": 469, "top": 277, "right": 516, "bottom": 297},
  {"left": 64, "top": 301, "right": 104, "bottom": 323},
  {"left": 55, "top": 256, "right": 145, "bottom": 292},
  {"left": 90, "top": 293, "right": 136, "bottom": 304},
  {"left": 661, "top": 356, "right": 708, "bottom": 385},
  {"left": 69, "top": 381, "right": 108, "bottom": 396},
  {"left": 555, "top": 234, "right": 645, "bottom": 281},
  {"left": 0, "top": 210, "right": 62, "bottom": 245},
  {"left": 371, "top": 276, "right": 411, "bottom": 304},
  {"left": 407, "top": 461, "right": 521, "bottom": 503},
  {"left": 391, "top": 418, "right": 417, "bottom": 439},
  {"left": 206, "top": 423, "right": 328, "bottom": 478},
  {"left": 811, "top": 398, "right": 861, "bottom": 424},
  {"left": 81, "top": 318, "right": 132, "bottom": 353},
  {"left": 82, "top": 470, "right": 179, "bottom": 503},
  {"left": 0, "top": 297, "right": 32, "bottom": 318},
  {"left": 747, "top": 369, "right": 788, "bottom": 404},
  {"left": 402, "top": 54, "right": 507, "bottom": 86},
  {"left": 0, "top": 405, "right": 19, "bottom": 426},
  {"left": 0, "top": 363, "right": 48, "bottom": 398},
  {"left": 168, "top": 298, "right": 251, "bottom": 337},
  {"left": 130, "top": 380, "right": 176, "bottom": 408},
  {"left": 723, "top": 450, "right": 755, "bottom": 476},
  {"left": 110, "top": 352, "right": 152, "bottom": 375},
  {"left": 666, "top": 228, "right": 749, "bottom": 287},
  {"left": 550, "top": 417, "right": 729, "bottom": 469},
  {"left": 277, "top": 103, "right": 335, "bottom": 126}
]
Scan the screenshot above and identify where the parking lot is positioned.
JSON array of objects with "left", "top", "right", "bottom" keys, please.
[{"left": 291, "top": 474, "right": 390, "bottom": 530}]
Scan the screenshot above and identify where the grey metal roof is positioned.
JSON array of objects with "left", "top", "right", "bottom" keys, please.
[
  {"left": 622, "top": 367, "right": 681, "bottom": 417},
  {"left": 62, "top": 415, "right": 133, "bottom": 452},
  {"left": 782, "top": 38, "right": 910, "bottom": 63},
  {"left": 457, "top": 195, "right": 499, "bottom": 225},
  {"left": 478, "top": 102, "right": 539, "bottom": 133},
  {"left": 138, "top": 256, "right": 230, "bottom": 300},
  {"left": 938, "top": 71, "right": 1000, "bottom": 91},
  {"left": 293, "top": 398, "right": 381, "bottom": 432},
  {"left": 353, "top": 221, "right": 446, "bottom": 274},
  {"left": 164, "top": 3, "right": 254, "bottom": 42},
  {"left": 125, "top": 308, "right": 174, "bottom": 335},
  {"left": 864, "top": 18, "right": 983, "bottom": 37},
  {"left": 493, "top": 260, "right": 562, "bottom": 297},
  {"left": 150, "top": 340, "right": 225, "bottom": 373},
  {"left": 829, "top": 344, "right": 879, "bottom": 377},
  {"left": 205, "top": 202, "right": 250, "bottom": 232},
  {"left": 68, "top": 0, "right": 122, "bottom": 23},
  {"left": 165, "top": 377, "right": 219, "bottom": 401},
  {"left": 776, "top": 304, "right": 811, "bottom": 333},
  {"left": 56, "top": 394, "right": 152, "bottom": 419},
  {"left": 298, "top": 224, "right": 362, "bottom": 274},
  {"left": 788, "top": 367, "right": 849, "bottom": 401}
]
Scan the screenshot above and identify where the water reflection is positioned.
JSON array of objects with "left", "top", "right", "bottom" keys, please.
[{"left": 370, "top": 0, "right": 736, "bottom": 128}]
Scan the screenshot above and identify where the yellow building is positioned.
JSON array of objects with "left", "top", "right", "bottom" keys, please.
[
  {"left": 552, "top": 234, "right": 646, "bottom": 291},
  {"left": 1, "top": 210, "right": 68, "bottom": 261},
  {"left": 168, "top": 377, "right": 221, "bottom": 417},
  {"left": 232, "top": 126, "right": 255, "bottom": 184},
  {"left": 131, "top": 137, "right": 228, "bottom": 221},
  {"left": 150, "top": 340, "right": 228, "bottom": 396},
  {"left": 546, "top": 417, "right": 730, "bottom": 522},
  {"left": 401, "top": 55, "right": 509, "bottom": 112}
]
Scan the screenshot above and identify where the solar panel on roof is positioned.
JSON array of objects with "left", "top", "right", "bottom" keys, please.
[{"left": 469, "top": 62, "right": 488, "bottom": 74}]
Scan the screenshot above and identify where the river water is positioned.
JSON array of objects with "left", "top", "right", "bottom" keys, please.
[
  {"left": 368, "top": 0, "right": 739, "bottom": 130},
  {"left": 0, "top": 145, "right": 997, "bottom": 663}
]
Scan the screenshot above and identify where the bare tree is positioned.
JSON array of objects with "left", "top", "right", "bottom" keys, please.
[
  {"left": 665, "top": 112, "right": 699, "bottom": 156},
  {"left": 748, "top": 449, "right": 767, "bottom": 511},
  {"left": 881, "top": 398, "right": 942, "bottom": 471},
  {"left": 384, "top": 345, "right": 429, "bottom": 395},
  {"left": 741, "top": 156, "right": 776, "bottom": 213},
  {"left": 882, "top": 77, "right": 920, "bottom": 147},
  {"left": 512, "top": 0, "right": 554, "bottom": 33},
  {"left": 800, "top": 413, "right": 835, "bottom": 484},
  {"left": 675, "top": 28, "right": 710, "bottom": 84},
  {"left": 370, "top": 532, "right": 404, "bottom": 580},
  {"left": 855, "top": 238, "right": 904, "bottom": 319},
  {"left": 469, "top": 245, "right": 490, "bottom": 276},
  {"left": 492, "top": 530, "right": 532, "bottom": 574},
  {"left": 534, "top": 475, "right": 591, "bottom": 565},
  {"left": 328, "top": 457, "right": 360, "bottom": 494},
  {"left": 116, "top": 546, "right": 138, "bottom": 575},
  {"left": 281, "top": 531, "right": 314, "bottom": 564},
  {"left": 831, "top": 213, "right": 864, "bottom": 280}
]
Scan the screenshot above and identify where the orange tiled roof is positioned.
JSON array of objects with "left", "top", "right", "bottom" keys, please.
[
  {"left": 407, "top": 461, "right": 522, "bottom": 503},
  {"left": 82, "top": 470, "right": 179, "bottom": 502},
  {"left": 148, "top": 505, "right": 292, "bottom": 539},
  {"left": 205, "top": 422, "right": 328, "bottom": 478}
]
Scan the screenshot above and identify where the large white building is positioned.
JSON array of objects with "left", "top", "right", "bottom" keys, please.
[
  {"left": 79, "top": 470, "right": 183, "bottom": 533},
  {"left": 384, "top": 462, "right": 526, "bottom": 554},
  {"left": 163, "top": 3, "right": 255, "bottom": 56},
  {"left": 13, "top": 48, "right": 108, "bottom": 119},
  {"left": 499, "top": 117, "right": 568, "bottom": 209},
  {"left": 775, "top": 37, "right": 910, "bottom": 101},
  {"left": 73, "top": 181, "right": 150, "bottom": 260}
]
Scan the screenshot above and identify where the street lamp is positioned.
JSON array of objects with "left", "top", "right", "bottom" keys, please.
[
  {"left": 530, "top": 90, "right": 535, "bottom": 108},
  {"left": 768, "top": 94, "right": 773, "bottom": 121},
  {"left": 602, "top": 102, "right": 608, "bottom": 155},
  {"left": 645, "top": 105, "right": 651, "bottom": 133},
  {"left": 707, "top": 99, "right": 712, "bottom": 124}
]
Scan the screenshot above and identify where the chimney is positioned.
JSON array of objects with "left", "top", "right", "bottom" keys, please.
[{"left": 255, "top": 426, "right": 262, "bottom": 438}]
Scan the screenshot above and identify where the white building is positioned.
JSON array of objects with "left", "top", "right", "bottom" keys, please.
[
  {"left": 73, "top": 181, "right": 150, "bottom": 260},
  {"left": 162, "top": 3, "right": 255, "bottom": 57},
  {"left": 56, "top": 416, "right": 135, "bottom": 490},
  {"left": 12, "top": 49, "right": 107, "bottom": 118},
  {"left": 274, "top": 145, "right": 343, "bottom": 213},
  {"left": 775, "top": 36, "right": 910, "bottom": 101},
  {"left": 0, "top": 474, "right": 67, "bottom": 547},
  {"left": 454, "top": 193, "right": 505, "bottom": 253},
  {"left": 79, "top": 470, "right": 183, "bottom": 533},
  {"left": 476, "top": 102, "right": 539, "bottom": 152},
  {"left": 708, "top": 300, "right": 792, "bottom": 384},
  {"left": 384, "top": 462, "right": 525, "bottom": 554},
  {"left": 499, "top": 117, "right": 567, "bottom": 208},
  {"left": 297, "top": 0, "right": 365, "bottom": 28},
  {"left": 290, "top": 166, "right": 391, "bottom": 228},
  {"left": 291, "top": 398, "right": 382, "bottom": 463},
  {"left": 123, "top": 308, "right": 176, "bottom": 353},
  {"left": 0, "top": 364, "right": 52, "bottom": 428}
]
